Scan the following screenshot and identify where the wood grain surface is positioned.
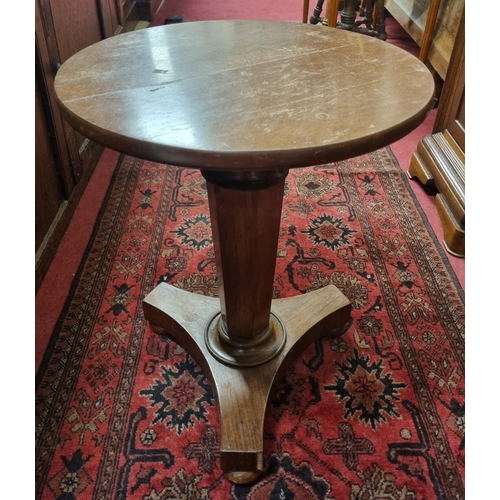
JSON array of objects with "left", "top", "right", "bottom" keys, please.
[{"left": 54, "top": 20, "right": 435, "bottom": 171}]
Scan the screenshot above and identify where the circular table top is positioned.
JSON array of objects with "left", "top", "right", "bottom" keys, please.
[{"left": 54, "top": 20, "right": 435, "bottom": 170}]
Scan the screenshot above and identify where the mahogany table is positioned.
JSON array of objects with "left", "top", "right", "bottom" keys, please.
[{"left": 54, "top": 20, "right": 434, "bottom": 484}]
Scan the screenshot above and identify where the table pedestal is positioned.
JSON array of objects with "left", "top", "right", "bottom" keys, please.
[
  {"left": 53, "top": 17, "right": 434, "bottom": 485},
  {"left": 143, "top": 170, "right": 352, "bottom": 483}
]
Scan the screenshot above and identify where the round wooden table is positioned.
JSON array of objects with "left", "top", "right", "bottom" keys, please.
[{"left": 54, "top": 20, "right": 435, "bottom": 484}]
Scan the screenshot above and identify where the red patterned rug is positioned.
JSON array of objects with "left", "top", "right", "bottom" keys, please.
[{"left": 36, "top": 148, "right": 465, "bottom": 499}]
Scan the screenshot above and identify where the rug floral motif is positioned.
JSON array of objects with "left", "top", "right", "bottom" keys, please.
[{"left": 36, "top": 149, "right": 465, "bottom": 499}]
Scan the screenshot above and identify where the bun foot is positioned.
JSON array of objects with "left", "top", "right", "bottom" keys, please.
[{"left": 224, "top": 470, "right": 262, "bottom": 484}]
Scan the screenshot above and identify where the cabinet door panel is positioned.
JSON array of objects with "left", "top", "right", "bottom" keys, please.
[
  {"left": 48, "top": 0, "right": 105, "bottom": 175},
  {"left": 35, "top": 0, "right": 111, "bottom": 290},
  {"left": 49, "top": 0, "right": 103, "bottom": 63},
  {"left": 35, "top": 74, "right": 63, "bottom": 252}
]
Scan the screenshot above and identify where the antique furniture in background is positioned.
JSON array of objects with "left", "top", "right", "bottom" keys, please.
[
  {"left": 304, "top": 0, "right": 387, "bottom": 39},
  {"left": 35, "top": 0, "right": 165, "bottom": 292},
  {"left": 385, "top": 0, "right": 464, "bottom": 80},
  {"left": 54, "top": 20, "right": 434, "bottom": 484},
  {"left": 418, "top": 0, "right": 442, "bottom": 62},
  {"left": 408, "top": 9, "right": 464, "bottom": 256},
  {"left": 37, "top": 0, "right": 108, "bottom": 292},
  {"left": 36, "top": 0, "right": 130, "bottom": 292}
]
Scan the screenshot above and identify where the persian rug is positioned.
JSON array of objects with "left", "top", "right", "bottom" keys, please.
[{"left": 35, "top": 148, "right": 465, "bottom": 500}]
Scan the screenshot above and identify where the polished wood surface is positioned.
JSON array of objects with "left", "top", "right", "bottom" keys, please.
[
  {"left": 204, "top": 171, "right": 286, "bottom": 341},
  {"left": 55, "top": 20, "right": 435, "bottom": 171},
  {"left": 54, "top": 20, "right": 435, "bottom": 483}
]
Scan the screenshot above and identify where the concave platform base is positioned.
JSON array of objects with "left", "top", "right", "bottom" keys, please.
[{"left": 143, "top": 283, "right": 351, "bottom": 484}]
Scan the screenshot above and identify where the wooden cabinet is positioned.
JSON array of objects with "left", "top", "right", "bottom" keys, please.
[
  {"left": 408, "top": 9, "right": 465, "bottom": 257},
  {"left": 35, "top": 68, "right": 63, "bottom": 255},
  {"left": 35, "top": 0, "right": 140, "bottom": 291}
]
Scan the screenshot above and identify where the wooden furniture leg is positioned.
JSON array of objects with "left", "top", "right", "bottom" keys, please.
[
  {"left": 310, "top": 0, "right": 326, "bottom": 24},
  {"left": 419, "top": 0, "right": 443, "bottom": 62},
  {"left": 303, "top": 0, "right": 310, "bottom": 23},
  {"left": 326, "top": 0, "right": 340, "bottom": 27},
  {"left": 339, "top": 0, "right": 358, "bottom": 31},
  {"left": 143, "top": 169, "right": 352, "bottom": 483},
  {"left": 373, "top": 0, "right": 387, "bottom": 39},
  {"left": 354, "top": 0, "right": 387, "bottom": 39}
]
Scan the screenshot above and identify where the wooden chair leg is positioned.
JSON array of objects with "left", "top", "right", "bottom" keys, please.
[
  {"left": 303, "top": 0, "right": 310, "bottom": 23},
  {"left": 374, "top": 0, "right": 387, "bottom": 39},
  {"left": 327, "top": 0, "right": 340, "bottom": 27}
]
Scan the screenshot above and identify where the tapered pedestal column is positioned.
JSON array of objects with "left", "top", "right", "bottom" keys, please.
[{"left": 143, "top": 169, "right": 352, "bottom": 483}]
